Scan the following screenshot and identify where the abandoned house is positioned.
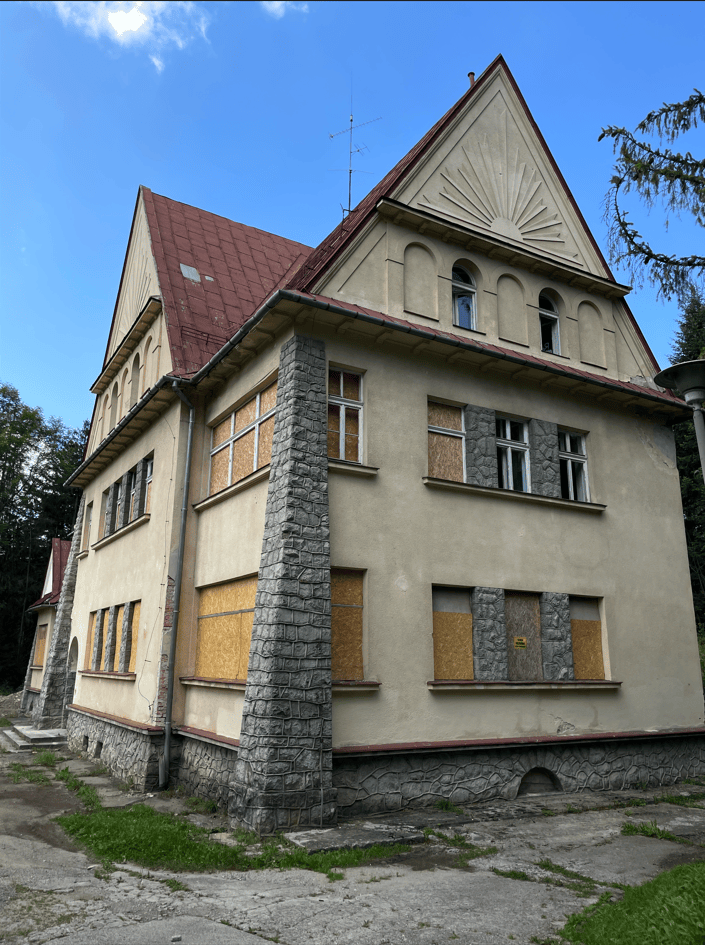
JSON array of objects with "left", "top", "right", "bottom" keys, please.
[{"left": 26, "top": 56, "right": 705, "bottom": 833}]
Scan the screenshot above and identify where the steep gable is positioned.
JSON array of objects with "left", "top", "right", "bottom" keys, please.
[{"left": 28, "top": 538, "right": 71, "bottom": 610}]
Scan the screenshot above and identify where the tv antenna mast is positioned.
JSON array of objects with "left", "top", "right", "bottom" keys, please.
[{"left": 329, "top": 104, "right": 381, "bottom": 221}]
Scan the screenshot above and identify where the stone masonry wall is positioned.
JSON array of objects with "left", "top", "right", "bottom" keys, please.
[
  {"left": 540, "top": 593, "right": 575, "bottom": 680},
  {"left": 152, "top": 577, "right": 175, "bottom": 726},
  {"left": 66, "top": 709, "right": 162, "bottom": 791},
  {"left": 173, "top": 736, "right": 238, "bottom": 808},
  {"left": 230, "top": 334, "right": 336, "bottom": 835},
  {"left": 334, "top": 735, "right": 705, "bottom": 816},
  {"left": 32, "top": 497, "right": 85, "bottom": 729},
  {"left": 528, "top": 419, "right": 561, "bottom": 498},
  {"left": 472, "top": 587, "right": 508, "bottom": 679},
  {"left": 463, "top": 405, "right": 498, "bottom": 488}
]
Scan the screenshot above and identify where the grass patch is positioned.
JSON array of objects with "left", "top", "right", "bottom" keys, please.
[
  {"left": 56, "top": 803, "right": 410, "bottom": 880},
  {"left": 621, "top": 820, "right": 692, "bottom": 845},
  {"left": 541, "top": 808, "right": 558, "bottom": 816},
  {"left": 653, "top": 791, "right": 705, "bottom": 809},
  {"left": 9, "top": 762, "right": 50, "bottom": 785},
  {"left": 185, "top": 796, "right": 218, "bottom": 815},
  {"left": 0, "top": 717, "right": 12, "bottom": 728},
  {"left": 560, "top": 862, "right": 705, "bottom": 944},
  {"left": 425, "top": 828, "right": 497, "bottom": 866},
  {"left": 35, "top": 750, "right": 58, "bottom": 768},
  {"left": 434, "top": 799, "right": 464, "bottom": 815},
  {"left": 54, "top": 766, "right": 101, "bottom": 811}
]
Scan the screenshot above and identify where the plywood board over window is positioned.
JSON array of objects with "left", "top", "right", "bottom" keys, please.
[
  {"left": 505, "top": 591, "right": 542, "bottom": 680},
  {"left": 432, "top": 587, "right": 473, "bottom": 679},
  {"left": 196, "top": 577, "right": 257, "bottom": 680},
  {"left": 128, "top": 601, "right": 140, "bottom": 673},
  {"left": 84, "top": 613, "right": 96, "bottom": 670},
  {"left": 331, "top": 569, "right": 364, "bottom": 680},
  {"left": 570, "top": 597, "right": 605, "bottom": 679},
  {"left": 428, "top": 402, "right": 464, "bottom": 482},
  {"left": 33, "top": 625, "right": 48, "bottom": 667}
]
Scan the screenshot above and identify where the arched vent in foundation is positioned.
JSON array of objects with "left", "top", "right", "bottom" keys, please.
[{"left": 517, "top": 767, "right": 562, "bottom": 796}]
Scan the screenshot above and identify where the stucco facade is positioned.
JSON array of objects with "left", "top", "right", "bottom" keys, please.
[{"left": 29, "top": 56, "right": 704, "bottom": 831}]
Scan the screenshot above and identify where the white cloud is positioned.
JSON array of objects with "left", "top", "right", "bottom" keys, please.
[
  {"left": 49, "top": 1, "right": 209, "bottom": 69},
  {"left": 260, "top": 1, "right": 308, "bottom": 19}
]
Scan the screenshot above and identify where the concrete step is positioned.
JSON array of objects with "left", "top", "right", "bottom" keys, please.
[
  {"left": 10, "top": 722, "right": 67, "bottom": 750},
  {"left": 0, "top": 728, "right": 33, "bottom": 752}
]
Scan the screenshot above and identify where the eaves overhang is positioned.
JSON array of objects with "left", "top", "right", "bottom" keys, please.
[
  {"left": 90, "top": 297, "right": 162, "bottom": 396},
  {"left": 376, "top": 199, "right": 632, "bottom": 302}
]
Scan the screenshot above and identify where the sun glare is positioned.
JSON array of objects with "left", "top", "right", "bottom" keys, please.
[{"left": 108, "top": 6, "right": 148, "bottom": 37}]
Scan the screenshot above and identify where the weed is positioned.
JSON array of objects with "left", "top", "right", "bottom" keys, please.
[
  {"left": 425, "top": 829, "right": 497, "bottom": 866},
  {"left": 88, "top": 764, "right": 109, "bottom": 776},
  {"left": 541, "top": 808, "right": 557, "bottom": 817},
  {"left": 621, "top": 820, "right": 692, "bottom": 845},
  {"left": 565, "top": 803, "right": 581, "bottom": 813},
  {"left": 434, "top": 798, "right": 464, "bottom": 815},
  {"left": 35, "top": 750, "right": 58, "bottom": 768},
  {"left": 653, "top": 791, "right": 705, "bottom": 809},
  {"left": 9, "top": 763, "right": 50, "bottom": 785},
  {"left": 54, "top": 766, "right": 101, "bottom": 811},
  {"left": 185, "top": 796, "right": 218, "bottom": 815},
  {"left": 0, "top": 717, "right": 12, "bottom": 728},
  {"left": 493, "top": 867, "right": 533, "bottom": 881},
  {"left": 231, "top": 827, "right": 259, "bottom": 845},
  {"left": 449, "top": 935, "right": 460, "bottom": 941},
  {"left": 418, "top": 921, "right": 430, "bottom": 928},
  {"left": 119, "top": 776, "right": 135, "bottom": 793},
  {"left": 359, "top": 874, "right": 392, "bottom": 884},
  {"left": 160, "top": 877, "right": 190, "bottom": 892}
]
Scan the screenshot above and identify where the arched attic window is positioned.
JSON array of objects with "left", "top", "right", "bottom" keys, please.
[
  {"left": 539, "top": 293, "right": 560, "bottom": 354},
  {"left": 109, "top": 382, "right": 118, "bottom": 431},
  {"left": 119, "top": 369, "right": 128, "bottom": 420},
  {"left": 130, "top": 354, "right": 140, "bottom": 409},
  {"left": 142, "top": 336, "right": 152, "bottom": 394},
  {"left": 452, "top": 266, "right": 476, "bottom": 331}
]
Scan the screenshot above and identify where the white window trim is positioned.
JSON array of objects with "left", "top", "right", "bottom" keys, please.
[
  {"left": 452, "top": 267, "right": 477, "bottom": 331},
  {"left": 428, "top": 402, "right": 466, "bottom": 483},
  {"left": 328, "top": 369, "right": 364, "bottom": 464},
  {"left": 558, "top": 430, "right": 590, "bottom": 502},
  {"left": 209, "top": 391, "right": 275, "bottom": 494},
  {"left": 539, "top": 296, "right": 560, "bottom": 355},
  {"left": 496, "top": 416, "right": 530, "bottom": 493}
]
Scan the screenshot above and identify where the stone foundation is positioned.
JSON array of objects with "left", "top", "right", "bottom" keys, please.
[
  {"left": 66, "top": 709, "right": 162, "bottom": 791},
  {"left": 332, "top": 733, "right": 705, "bottom": 817},
  {"left": 173, "top": 735, "right": 237, "bottom": 808}
]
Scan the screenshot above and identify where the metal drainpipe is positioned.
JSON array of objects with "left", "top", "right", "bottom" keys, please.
[{"left": 159, "top": 382, "right": 195, "bottom": 789}]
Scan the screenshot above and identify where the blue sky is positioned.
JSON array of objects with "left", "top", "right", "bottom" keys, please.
[{"left": 1, "top": 0, "right": 703, "bottom": 430}]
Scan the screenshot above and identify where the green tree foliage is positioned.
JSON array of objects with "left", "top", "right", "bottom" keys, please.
[
  {"left": 0, "top": 383, "right": 88, "bottom": 689},
  {"left": 600, "top": 90, "right": 705, "bottom": 303},
  {"left": 670, "top": 289, "right": 705, "bottom": 635}
]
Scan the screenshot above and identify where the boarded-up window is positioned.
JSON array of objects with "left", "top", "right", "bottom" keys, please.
[
  {"left": 195, "top": 577, "right": 257, "bottom": 680},
  {"left": 331, "top": 569, "right": 364, "bottom": 680},
  {"left": 128, "top": 601, "right": 140, "bottom": 673},
  {"left": 82, "top": 503, "right": 93, "bottom": 551},
  {"left": 84, "top": 612, "right": 96, "bottom": 670},
  {"left": 328, "top": 370, "right": 363, "bottom": 463},
  {"left": 209, "top": 381, "right": 277, "bottom": 495},
  {"left": 570, "top": 597, "right": 604, "bottom": 679},
  {"left": 428, "top": 401, "right": 464, "bottom": 482},
  {"left": 432, "top": 588, "right": 473, "bottom": 679},
  {"left": 33, "top": 624, "right": 48, "bottom": 667},
  {"left": 106, "top": 604, "right": 125, "bottom": 673},
  {"left": 505, "top": 591, "right": 542, "bottom": 680}
]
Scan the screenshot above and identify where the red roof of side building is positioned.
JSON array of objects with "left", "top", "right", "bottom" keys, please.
[
  {"left": 28, "top": 538, "right": 71, "bottom": 610},
  {"left": 140, "top": 188, "right": 312, "bottom": 376}
]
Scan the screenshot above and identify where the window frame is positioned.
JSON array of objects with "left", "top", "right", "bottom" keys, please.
[
  {"left": 209, "top": 383, "right": 277, "bottom": 496},
  {"left": 327, "top": 368, "right": 364, "bottom": 464},
  {"left": 427, "top": 400, "right": 466, "bottom": 483},
  {"left": 495, "top": 415, "right": 530, "bottom": 493},
  {"left": 451, "top": 266, "right": 477, "bottom": 331},
  {"left": 558, "top": 429, "right": 589, "bottom": 502},
  {"left": 538, "top": 294, "right": 560, "bottom": 355}
]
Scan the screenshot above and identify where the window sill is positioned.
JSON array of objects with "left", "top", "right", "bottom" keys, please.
[
  {"left": 452, "top": 325, "right": 486, "bottom": 337},
  {"left": 328, "top": 460, "right": 379, "bottom": 478},
  {"left": 332, "top": 680, "right": 381, "bottom": 692},
  {"left": 79, "top": 670, "right": 136, "bottom": 681},
  {"left": 180, "top": 675, "right": 247, "bottom": 691},
  {"left": 92, "top": 513, "right": 150, "bottom": 551},
  {"left": 422, "top": 477, "right": 606, "bottom": 513},
  {"left": 76, "top": 550, "right": 89, "bottom": 560},
  {"left": 193, "top": 466, "right": 270, "bottom": 513},
  {"left": 427, "top": 679, "right": 621, "bottom": 691}
]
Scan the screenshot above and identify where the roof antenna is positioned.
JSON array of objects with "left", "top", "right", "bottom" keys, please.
[{"left": 329, "top": 91, "right": 381, "bottom": 224}]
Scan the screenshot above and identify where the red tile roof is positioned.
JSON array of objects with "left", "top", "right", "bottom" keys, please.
[
  {"left": 29, "top": 538, "right": 71, "bottom": 610},
  {"left": 141, "top": 188, "right": 312, "bottom": 375}
]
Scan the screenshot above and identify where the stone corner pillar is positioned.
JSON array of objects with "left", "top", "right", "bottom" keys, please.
[
  {"left": 539, "top": 592, "right": 574, "bottom": 681},
  {"left": 229, "top": 334, "right": 337, "bottom": 834},
  {"left": 528, "top": 419, "right": 560, "bottom": 498},
  {"left": 32, "top": 496, "right": 85, "bottom": 730},
  {"left": 472, "top": 586, "right": 508, "bottom": 680}
]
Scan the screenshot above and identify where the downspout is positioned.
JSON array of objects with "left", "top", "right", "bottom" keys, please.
[{"left": 159, "top": 382, "right": 195, "bottom": 788}]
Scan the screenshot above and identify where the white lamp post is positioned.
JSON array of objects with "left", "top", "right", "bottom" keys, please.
[{"left": 654, "top": 360, "right": 705, "bottom": 473}]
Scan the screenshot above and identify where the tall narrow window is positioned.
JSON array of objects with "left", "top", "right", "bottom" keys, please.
[
  {"left": 570, "top": 597, "right": 604, "bottom": 679},
  {"left": 432, "top": 587, "right": 473, "bottom": 680},
  {"left": 331, "top": 569, "right": 364, "bottom": 680},
  {"left": 496, "top": 417, "right": 529, "bottom": 492},
  {"left": 128, "top": 469, "right": 137, "bottom": 520},
  {"left": 327, "top": 369, "right": 363, "bottom": 463},
  {"left": 130, "top": 354, "right": 140, "bottom": 409},
  {"left": 539, "top": 294, "right": 560, "bottom": 354},
  {"left": 142, "top": 337, "right": 152, "bottom": 394},
  {"left": 145, "top": 458, "right": 154, "bottom": 512},
  {"left": 109, "top": 383, "right": 118, "bottom": 431},
  {"left": 559, "top": 431, "right": 589, "bottom": 501},
  {"left": 82, "top": 502, "right": 93, "bottom": 551},
  {"left": 33, "top": 625, "right": 48, "bottom": 667},
  {"left": 128, "top": 601, "right": 140, "bottom": 673},
  {"left": 452, "top": 266, "right": 476, "bottom": 330},
  {"left": 114, "top": 481, "right": 124, "bottom": 528},
  {"left": 428, "top": 401, "right": 464, "bottom": 482},
  {"left": 196, "top": 578, "right": 257, "bottom": 680},
  {"left": 84, "top": 612, "right": 96, "bottom": 670},
  {"left": 98, "top": 489, "right": 110, "bottom": 540},
  {"left": 209, "top": 382, "right": 277, "bottom": 496}
]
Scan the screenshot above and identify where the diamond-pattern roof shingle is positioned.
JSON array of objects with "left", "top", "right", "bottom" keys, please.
[{"left": 141, "top": 188, "right": 312, "bottom": 376}]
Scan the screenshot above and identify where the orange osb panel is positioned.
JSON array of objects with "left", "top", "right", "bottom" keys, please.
[
  {"left": 258, "top": 415, "right": 275, "bottom": 468},
  {"left": 128, "top": 602, "right": 140, "bottom": 673},
  {"left": 210, "top": 445, "right": 230, "bottom": 495},
  {"left": 428, "top": 431, "right": 463, "bottom": 481},
  {"left": 145, "top": 479, "right": 152, "bottom": 513},
  {"left": 113, "top": 605, "right": 125, "bottom": 673},
  {"left": 195, "top": 610, "right": 253, "bottom": 680},
  {"left": 332, "top": 606, "right": 363, "bottom": 680},
  {"left": 344, "top": 408, "right": 359, "bottom": 461},
  {"left": 34, "top": 625, "right": 48, "bottom": 667},
  {"left": 260, "top": 381, "right": 277, "bottom": 414},
  {"left": 433, "top": 611, "right": 473, "bottom": 679},
  {"left": 327, "top": 404, "right": 341, "bottom": 458},
  {"left": 234, "top": 397, "right": 257, "bottom": 433},
  {"left": 343, "top": 373, "right": 361, "bottom": 402},
  {"left": 198, "top": 577, "right": 258, "bottom": 618},
  {"left": 428, "top": 402, "right": 462, "bottom": 431},
  {"left": 212, "top": 416, "right": 232, "bottom": 449},
  {"left": 571, "top": 620, "right": 605, "bottom": 679},
  {"left": 332, "top": 570, "right": 363, "bottom": 606},
  {"left": 85, "top": 613, "right": 96, "bottom": 670},
  {"left": 231, "top": 429, "right": 255, "bottom": 484}
]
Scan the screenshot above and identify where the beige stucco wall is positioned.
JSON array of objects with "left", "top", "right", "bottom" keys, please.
[{"left": 313, "top": 328, "right": 702, "bottom": 748}]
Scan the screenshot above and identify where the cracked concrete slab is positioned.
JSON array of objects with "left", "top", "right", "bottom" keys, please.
[{"left": 285, "top": 822, "right": 425, "bottom": 853}]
